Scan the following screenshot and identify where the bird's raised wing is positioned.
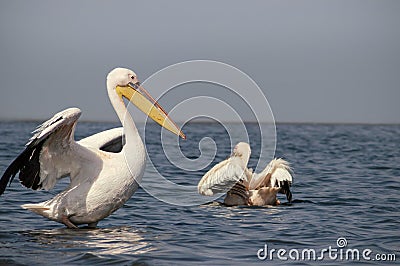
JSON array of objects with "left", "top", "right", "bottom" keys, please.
[
  {"left": 249, "top": 158, "right": 293, "bottom": 201},
  {"left": 78, "top": 127, "right": 125, "bottom": 153},
  {"left": 0, "top": 108, "right": 93, "bottom": 195},
  {"left": 198, "top": 157, "right": 249, "bottom": 196}
]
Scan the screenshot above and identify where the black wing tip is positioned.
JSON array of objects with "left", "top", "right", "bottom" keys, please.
[
  {"left": 287, "top": 190, "right": 293, "bottom": 203},
  {"left": 18, "top": 142, "right": 44, "bottom": 190},
  {"left": 0, "top": 161, "right": 20, "bottom": 196},
  {"left": 99, "top": 135, "right": 125, "bottom": 153},
  {"left": 0, "top": 176, "right": 9, "bottom": 196},
  {"left": 0, "top": 149, "right": 29, "bottom": 196},
  {"left": 278, "top": 180, "right": 293, "bottom": 203},
  {"left": 0, "top": 138, "right": 45, "bottom": 195}
]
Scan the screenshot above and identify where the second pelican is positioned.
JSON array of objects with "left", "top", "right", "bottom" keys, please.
[{"left": 198, "top": 142, "right": 293, "bottom": 206}]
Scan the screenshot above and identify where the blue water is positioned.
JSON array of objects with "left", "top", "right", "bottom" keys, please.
[{"left": 0, "top": 122, "right": 399, "bottom": 265}]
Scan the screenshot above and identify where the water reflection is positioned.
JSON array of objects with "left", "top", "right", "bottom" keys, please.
[{"left": 23, "top": 226, "right": 154, "bottom": 256}]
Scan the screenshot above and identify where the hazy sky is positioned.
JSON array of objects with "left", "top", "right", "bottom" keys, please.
[{"left": 0, "top": 0, "right": 399, "bottom": 123}]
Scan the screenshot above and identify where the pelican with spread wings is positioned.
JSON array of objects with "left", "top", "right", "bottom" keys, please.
[
  {"left": 198, "top": 142, "right": 293, "bottom": 206},
  {"left": 0, "top": 67, "right": 185, "bottom": 228}
]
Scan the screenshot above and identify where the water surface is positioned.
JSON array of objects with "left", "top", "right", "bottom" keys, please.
[{"left": 0, "top": 122, "right": 399, "bottom": 265}]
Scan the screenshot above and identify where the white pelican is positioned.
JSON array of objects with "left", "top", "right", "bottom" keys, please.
[
  {"left": 198, "top": 142, "right": 293, "bottom": 206},
  {"left": 0, "top": 67, "right": 185, "bottom": 228}
]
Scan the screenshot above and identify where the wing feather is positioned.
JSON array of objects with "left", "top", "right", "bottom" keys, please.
[
  {"left": 78, "top": 127, "right": 124, "bottom": 153},
  {"left": 0, "top": 108, "right": 83, "bottom": 195},
  {"left": 249, "top": 158, "right": 293, "bottom": 202},
  {"left": 198, "top": 157, "right": 247, "bottom": 196}
]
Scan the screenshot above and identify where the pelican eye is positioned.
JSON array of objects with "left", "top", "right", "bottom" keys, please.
[{"left": 130, "top": 75, "right": 135, "bottom": 80}]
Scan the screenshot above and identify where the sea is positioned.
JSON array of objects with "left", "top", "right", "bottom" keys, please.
[{"left": 0, "top": 121, "right": 399, "bottom": 265}]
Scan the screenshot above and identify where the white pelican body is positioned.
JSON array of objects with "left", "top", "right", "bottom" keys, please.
[
  {"left": 0, "top": 68, "right": 185, "bottom": 228},
  {"left": 198, "top": 142, "right": 293, "bottom": 206}
]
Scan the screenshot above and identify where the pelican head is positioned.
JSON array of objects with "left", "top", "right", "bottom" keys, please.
[
  {"left": 232, "top": 142, "right": 251, "bottom": 163},
  {"left": 107, "top": 67, "right": 185, "bottom": 139},
  {"left": 107, "top": 67, "right": 138, "bottom": 86}
]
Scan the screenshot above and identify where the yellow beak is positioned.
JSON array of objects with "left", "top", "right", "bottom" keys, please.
[{"left": 116, "top": 82, "right": 186, "bottom": 139}]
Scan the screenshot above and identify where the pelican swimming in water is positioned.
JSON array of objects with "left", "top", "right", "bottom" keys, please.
[
  {"left": 198, "top": 142, "right": 293, "bottom": 206},
  {"left": 0, "top": 67, "right": 185, "bottom": 228}
]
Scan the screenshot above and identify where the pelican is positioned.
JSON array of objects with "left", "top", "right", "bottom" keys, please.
[
  {"left": 0, "top": 67, "right": 185, "bottom": 228},
  {"left": 198, "top": 142, "right": 293, "bottom": 206}
]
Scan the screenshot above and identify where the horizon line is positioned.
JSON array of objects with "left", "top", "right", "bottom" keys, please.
[{"left": 0, "top": 118, "right": 398, "bottom": 126}]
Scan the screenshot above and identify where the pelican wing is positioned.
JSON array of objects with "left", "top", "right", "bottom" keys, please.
[
  {"left": 198, "top": 157, "right": 248, "bottom": 196},
  {"left": 249, "top": 158, "right": 293, "bottom": 201},
  {"left": 78, "top": 127, "right": 125, "bottom": 153},
  {"left": 0, "top": 108, "right": 88, "bottom": 194}
]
